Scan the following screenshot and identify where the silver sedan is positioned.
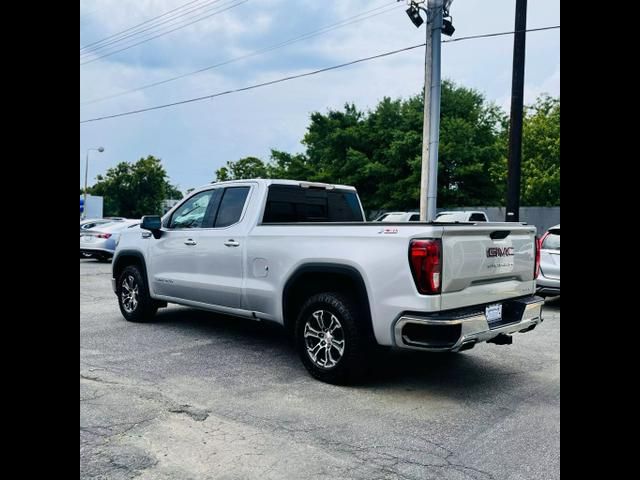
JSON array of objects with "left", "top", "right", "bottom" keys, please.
[
  {"left": 80, "top": 220, "right": 140, "bottom": 261},
  {"left": 536, "top": 224, "right": 560, "bottom": 297}
]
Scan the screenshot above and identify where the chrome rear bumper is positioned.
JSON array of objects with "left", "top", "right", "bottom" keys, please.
[{"left": 393, "top": 296, "right": 544, "bottom": 352}]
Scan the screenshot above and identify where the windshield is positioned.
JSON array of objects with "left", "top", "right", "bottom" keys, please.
[
  {"left": 381, "top": 213, "right": 408, "bottom": 222},
  {"left": 434, "top": 212, "right": 466, "bottom": 222}
]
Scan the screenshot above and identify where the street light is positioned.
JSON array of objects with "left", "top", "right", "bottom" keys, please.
[{"left": 83, "top": 146, "right": 104, "bottom": 219}]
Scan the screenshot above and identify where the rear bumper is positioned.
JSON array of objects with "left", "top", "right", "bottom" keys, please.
[
  {"left": 536, "top": 273, "right": 559, "bottom": 295},
  {"left": 393, "top": 295, "right": 544, "bottom": 352},
  {"left": 537, "top": 286, "right": 560, "bottom": 296},
  {"left": 80, "top": 247, "right": 113, "bottom": 257}
]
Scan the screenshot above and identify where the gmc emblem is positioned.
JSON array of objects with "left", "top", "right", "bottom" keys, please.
[{"left": 487, "top": 247, "right": 514, "bottom": 258}]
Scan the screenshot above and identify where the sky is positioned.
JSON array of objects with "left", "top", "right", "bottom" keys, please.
[{"left": 80, "top": 0, "right": 560, "bottom": 193}]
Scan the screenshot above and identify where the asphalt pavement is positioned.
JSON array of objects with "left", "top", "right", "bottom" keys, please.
[{"left": 80, "top": 259, "right": 560, "bottom": 480}]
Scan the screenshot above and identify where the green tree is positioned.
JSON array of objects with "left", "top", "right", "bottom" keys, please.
[
  {"left": 214, "top": 156, "right": 268, "bottom": 181},
  {"left": 89, "top": 155, "right": 181, "bottom": 217},
  {"left": 492, "top": 95, "right": 560, "bottom": 206},
  {"left": 217, "top": 82, "right": 559, "bottom": 210},
  {"left": 165, "top": 184, "right": 184, "bottom": 200}
]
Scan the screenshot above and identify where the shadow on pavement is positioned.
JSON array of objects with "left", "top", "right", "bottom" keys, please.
[{"left": 148, "top": 306, "right": 536, "bottom": 394}]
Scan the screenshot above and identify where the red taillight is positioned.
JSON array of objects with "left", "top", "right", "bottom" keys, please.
[
  {"left": 409, "top": 239, "right": 442, "bottom": 295},
  {"left": 534, "top": 236, "right": 541, "bottom": 279},
  {"left": 96, "top": 233, "right": 112, "bottom": 239}
]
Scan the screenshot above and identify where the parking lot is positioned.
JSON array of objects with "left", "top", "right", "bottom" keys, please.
[{"left": 80, "top": 259, "right": 559, "bottom": 480}]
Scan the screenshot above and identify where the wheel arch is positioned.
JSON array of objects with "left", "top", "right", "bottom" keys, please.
[
  {"left": 281, "top": 263, "right": 374, "bottom": 341},
  {"left": 113, "top": 250, "right": 149, "bottom": 292}
]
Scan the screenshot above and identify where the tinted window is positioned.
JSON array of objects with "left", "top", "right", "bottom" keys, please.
[
  {"left": 262, "top": 185, "right": 364, "bottom": 223},
  {"left": 170, "top": 190, "right": 215, "bottom": 229},
  {"left": 409, "top": 214, "right": 420, "bottom": 221},
  {"left": 214, "top": 187, "right": 250, "bottom": 227},
  {"left": 542, "top": 231, "right": 560, "bottom": 250},
  {"left": 469, "top": 213, "right": 487, "bottom": 221}
]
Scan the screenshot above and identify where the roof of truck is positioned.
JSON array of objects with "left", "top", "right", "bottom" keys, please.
[{"left": 201, "top": 178, "right": 357, "bottom": 191}]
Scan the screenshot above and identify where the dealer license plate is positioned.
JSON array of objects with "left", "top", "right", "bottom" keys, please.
[{"left": 485, "top": 304, "right": 502, "bottom": 323}]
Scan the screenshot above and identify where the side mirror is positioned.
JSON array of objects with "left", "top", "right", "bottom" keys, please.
[{"left": 141, "top": 215, "right": 162, "bottom": 238}]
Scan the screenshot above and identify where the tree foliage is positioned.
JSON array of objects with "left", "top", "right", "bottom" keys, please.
[
  {"left": 89, "top": 155, "right": 183, "bottom": 217},
  {"left": 492, "top": 95, "right": 560, "bottom": 206},
  {"left": 215, "top": 81, "right": 559, "bottom": 210}
]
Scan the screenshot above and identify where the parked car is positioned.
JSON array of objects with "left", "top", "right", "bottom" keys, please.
[
  {"left": 434, "top": 211, "right": 488, "bottom": 222},
  {"left": 375, "top": 212, "right": 421, "bottom": 222},
  {"left": 80, "top": 219, "right": 121, "bottom": 258},
  {"left": 112, "top": 179, "right": 543, "bottom": 384},
  {"left": 80, "top": 218, "right": 116, "bottom": 231},
  {"left": 81, "top": 220, "right": 140, "bottom": 262},
  {"left": 536, "top": 224, "right": 560, "bottom": 297}
]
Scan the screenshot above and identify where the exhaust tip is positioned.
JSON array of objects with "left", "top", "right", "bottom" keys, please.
[{"left": 458, "top": 340, "right": 476, "bottom": 352}]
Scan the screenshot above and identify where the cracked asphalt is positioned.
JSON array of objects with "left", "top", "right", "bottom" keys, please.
[{"left": 80, "top": 259, "right": 560, "bottom": 480}]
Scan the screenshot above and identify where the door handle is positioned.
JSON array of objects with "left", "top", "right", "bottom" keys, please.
[
  {"left": 184, "top": 239, "right": 197, "bottom": 246},
  {"left": 224, "top": 239, "right": 240, "bottom": 247}
]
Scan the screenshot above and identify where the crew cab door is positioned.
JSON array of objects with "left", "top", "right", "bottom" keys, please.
[
  {"left": 147, "top": 185, "right": 251, "bottom": 309},
  {"left": 189, "top": 185, "right": 252, "bottom": 308},
  {"left": 147, "top": 188, "right": 219, "bottom": 303}
]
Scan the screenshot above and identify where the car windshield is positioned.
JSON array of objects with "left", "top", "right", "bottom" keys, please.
[
  {"left": 381, "top": 213, "right": 407, "bottom": 222},
  {"left": 434, "top": 213, "right": 466, "bottom": 222},
  {"left": 91, "top": 221, "right": 138, "bottom": 233},
  {"left": 542, "top": 231, "right": 560, "bottom": 250}
]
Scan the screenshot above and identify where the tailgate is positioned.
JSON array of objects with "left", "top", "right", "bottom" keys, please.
[{"left": 440, "top": 224, "right": 536, "bottom": 310}]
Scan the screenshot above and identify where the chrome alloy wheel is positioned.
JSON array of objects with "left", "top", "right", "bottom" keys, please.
[
  {"left": 121, "top": 275, "right": 139, "bottom": 313},
  {"left": 303, "top": 310, "right": 345, "bottom": 369}
]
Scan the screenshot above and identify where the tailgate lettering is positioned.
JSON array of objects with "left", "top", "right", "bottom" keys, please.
[{"left": 486, "top": 247, "right": 514, "bottom": 258}]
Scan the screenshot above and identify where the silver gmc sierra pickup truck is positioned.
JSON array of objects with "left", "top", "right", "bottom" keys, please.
[{"left": 112, "top": 179, "right": 544, "bottom": 384}]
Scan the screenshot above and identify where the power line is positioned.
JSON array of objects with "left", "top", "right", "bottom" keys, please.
[
  {"left": 80, "top": 25, "right": 559, "bottom": 125},
  {"left": 442, "top": 25, "right": 559, "bottom": 43},
  {"left": 81, "top": 0, "right": 228, "bottom": 57},
  {"left": 80, "top": 1, "right": 248, "bottom": 66},
  {"left": 80, "top": 0, "right": 207, "bottom": 52},
  {"left": 80, "top": 1, "right": 400, "bottom": 106}
]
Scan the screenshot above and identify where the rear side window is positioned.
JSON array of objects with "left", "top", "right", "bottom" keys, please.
[
  {"left": 409, "top": 214, "right": 420, "bottom": 221},
  {"left": 542, "top": 231, "right": 560, "bottom": 250},
  {"left": 469, "top": 213, "right": 487, "bottom": 221},
  {"left": 262, "top": 185, "right": 364, "bottom": 223},
  {"left": 214, "top": 187, "right": 250, "bottom": 228}
]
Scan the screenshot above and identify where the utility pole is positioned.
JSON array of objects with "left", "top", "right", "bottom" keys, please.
[
  {"left": 423, "top": 2, "right": 443, "bottom": 221},
  {"left": 419, "top": 1, "right": 435, "bottom": 221},
  {"left": 402, "top": 0, "right": 453, "bottom": 220},
  {"left": 505, "top": 0, "right": 527, "bottom": 222}
]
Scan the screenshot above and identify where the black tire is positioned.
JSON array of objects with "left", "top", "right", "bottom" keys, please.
[
  {"left": 295, "top": 292, "right": 371, "bottom": 385},
  {"left": 117, "top": 265, "right": 158, "bottom": 322}
]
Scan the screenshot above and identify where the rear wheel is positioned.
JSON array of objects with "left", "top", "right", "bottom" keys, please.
[
  {"left": 295, "top": 292, "right": 370, "bottom": 384},
  {"left": 117, "top": 265, "right": 157, "bottom": 322}
]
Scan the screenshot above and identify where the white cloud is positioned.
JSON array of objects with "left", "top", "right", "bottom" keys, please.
[{"left": 80, "top": 0, "right": 560, "bottom": 191}]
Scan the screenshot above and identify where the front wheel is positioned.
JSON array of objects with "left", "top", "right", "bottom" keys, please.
[
  {"left": 117, "top": 265, "right": 157, "bottom": 322},
  {"left": 295, "top": 292, "right": 370, "bottom": 384}
]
